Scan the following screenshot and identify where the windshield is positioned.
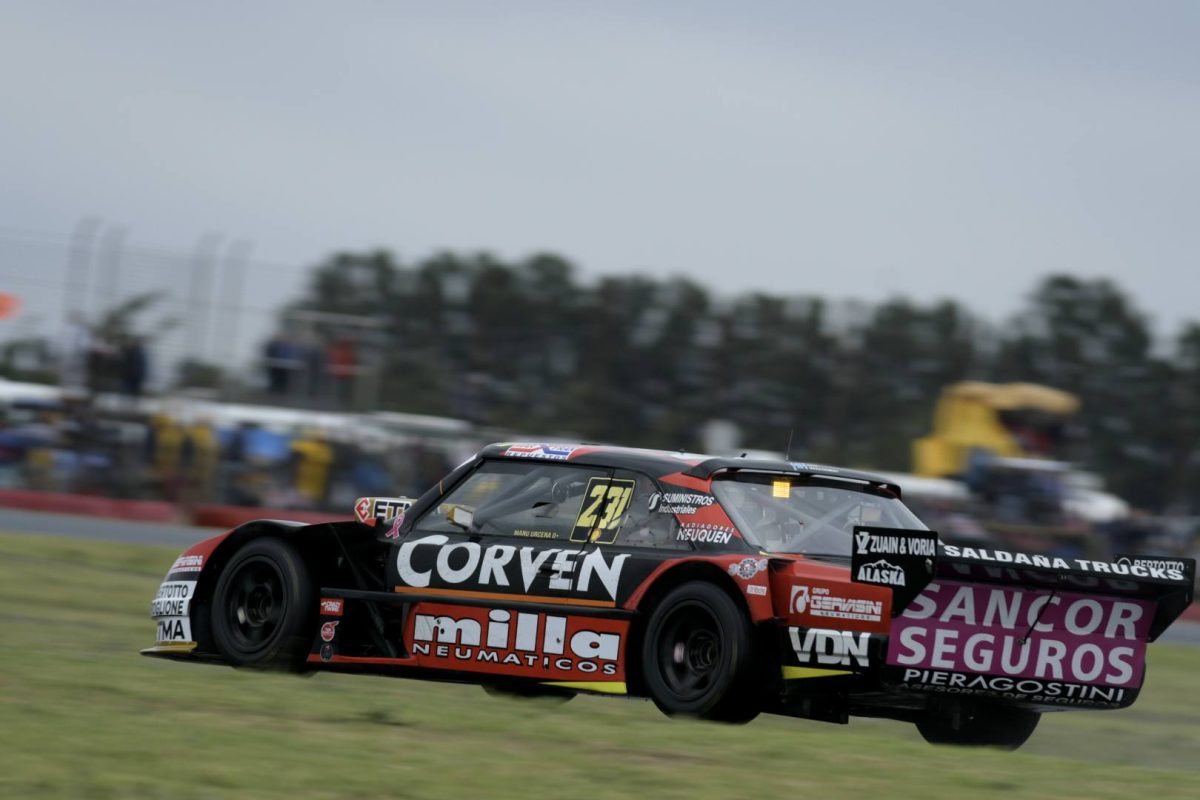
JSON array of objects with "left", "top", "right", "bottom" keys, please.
[{"left": 711, "top": 474, "right": 927, "bottom": 556}]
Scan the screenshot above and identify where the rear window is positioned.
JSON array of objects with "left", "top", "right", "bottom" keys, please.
[{"left": 711, "top": 473, "right": 927, "bottom": 556}]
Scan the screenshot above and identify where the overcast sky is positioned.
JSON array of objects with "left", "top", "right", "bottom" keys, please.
[{"left": 2, "top": 1, "right": 1198, "bottom": 354}]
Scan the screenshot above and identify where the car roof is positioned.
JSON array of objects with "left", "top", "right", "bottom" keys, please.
[{"left": 480, "top": 442, "right": 903, "bottom": 498}]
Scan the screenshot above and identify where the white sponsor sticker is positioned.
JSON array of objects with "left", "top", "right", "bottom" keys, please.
[
  {"left": 150, "top": 581, "right": 196, "bottom": 618},
  {"left": 855, "top": 530, "right": 937, "bottom": 557},
  {"left": 156, "top": 616, "right": 192, "bottom": 643},
  {"left": 790, "top": 585, "right": 883, "bottom": 623},
  {"left": 857, "top": 559, "right": 905, "bottom": 586},
  {"left": 169, "top": 554, "right": 205, "bottom": 573},
  {"left": 676, "top": 524, "right": 734, "bottom": 545},
  {"left": 790, "top": 627, "right": 870, "bottom": 668},
  {"left": 355, "top": 496, "right": 414, "bottom": 524},
  {"left": 395, "top": 535, "right": 629, "bottom": 601},
  {"left": 648, "top": 491, "right": 716, "bottom": 515}
]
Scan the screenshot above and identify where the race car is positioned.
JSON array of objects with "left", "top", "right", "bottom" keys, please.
[{"left": 143, "top": 442, "right": 1196, "bottom": 749}]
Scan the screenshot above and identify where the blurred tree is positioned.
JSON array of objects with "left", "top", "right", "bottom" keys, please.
[
  {"left": 1166, "top": 324, "right": 1200, "bottom": 511},
  {"left": 839, "top": 298, "right": 981, "bottom": 469},
  {"left": 295, "top": 250, "right": 400, "bottom": 318},
  {"left": 273, "top": 257, "right": 1200, "bottom": 511},
  {"left": 94, "top": 291, "right": 178, "bottom": 344},
  {"left": 514, "top": 254, "right": 583, "bottom": 428},
  {"left": 993, "top": 275, "right": 1170, "bottom": 506},
  {"left": 557, "top": 275, "right": 656, "bottom": 442},
  {"left": 711, "top": 292, "right": 837, "bottom": 458},
  {"left": 90, "top": 291, "right": 177, "bottom": 394}
]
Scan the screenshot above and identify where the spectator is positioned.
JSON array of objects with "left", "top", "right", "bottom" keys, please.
[
  {"left": 119, "top": 336, "right": 149, "bottom": 399},
  {"left": 290, "top": 428, "right": 334, "bottom": 508},
  {"left": 326, "top": 335, "right": 358, "bottom": 408},
  {"left": 297, "top": 329, "right": 325, "bottom": 400},
  {"left": 180, "top": 418, "right": 218, "bottom": 505},
  {"left": 146, "top": 413, "right": 183, "bottom": 500},
  {"left": 263, "top": 333, "right": 301, "bottom": 396}
]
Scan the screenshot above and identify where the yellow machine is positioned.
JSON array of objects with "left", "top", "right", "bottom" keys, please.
[{"left": 913, "top": 381, "right": 1079, "bottom": 477}]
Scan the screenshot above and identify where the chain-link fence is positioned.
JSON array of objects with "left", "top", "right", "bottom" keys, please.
[
  {"left": 0, "top": 223, "right": 470, "bottom": 513},
  {"left": 0, "top": 222, "right": 314, "bottom": 397}
]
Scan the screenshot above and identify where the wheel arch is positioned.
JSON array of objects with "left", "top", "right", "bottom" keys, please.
[
  {"left": 624, "top": 561, "right": 769, "bottom": 698},
  {"left": 190, "top": 519, "right": 377, "bottom": 653}
]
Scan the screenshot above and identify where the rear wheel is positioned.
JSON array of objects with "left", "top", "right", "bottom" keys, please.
[
  {"left": 916, "top": 703, "right": 1041, "bottom": 750},
  {"left": 211, "top": 538, "right": 314, "bottom": 670},
  {"left": 641, "top": 581, "right": 759, "bottom": 723}
]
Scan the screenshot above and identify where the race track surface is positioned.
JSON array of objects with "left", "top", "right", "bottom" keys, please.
[
  {"left": 2, "top": 505, "right": 1196, "bottom": 645},
  {"left": 1161, "top": 617, "right": 1200, "bottom": 646},
  {"left": 0, "top": 506, "right": 216, "bottom": 549}
]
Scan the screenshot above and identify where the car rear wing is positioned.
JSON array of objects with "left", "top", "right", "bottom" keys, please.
[
  {"left": 849, "top": 526, "right": 940, "bottom": 615},
  {"left": 937, "top": 544, "right": 1196, "bottom": 641}
]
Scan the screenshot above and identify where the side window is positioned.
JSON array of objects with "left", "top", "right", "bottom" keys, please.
[
  {"left": 415, "top": 460, "right": 610, "bottom": 543},
  {"left": 609, "top": 471, "right": 687, "bottom": 550}
]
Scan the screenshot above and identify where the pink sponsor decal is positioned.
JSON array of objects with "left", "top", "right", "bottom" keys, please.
[
  {"left": 386, "top": 512, "right": 405, "bottom": 540},
  {"left": 888, "top": 580, "right": 1153, "bottom": 688}
]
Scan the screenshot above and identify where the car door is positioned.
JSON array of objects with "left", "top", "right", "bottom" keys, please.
[
  {"left": 387, "top": 458, "right": 634, "bottom": 607},
  {"left": 388, "top": 458, "right": 645, "bottom": 684},
  {"left": 558, "top": 467, "right": 693, "bottom": 604}
]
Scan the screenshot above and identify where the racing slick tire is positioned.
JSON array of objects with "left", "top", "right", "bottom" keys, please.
[
  {"left": 211, "top": 537, "right": 315, "bottom": 670},
  {"left": 641, "top": 581, "right": 760, "bottom": 723},
  {"left": 916, "top": 703, "right": 1041, "bottom": 750}
]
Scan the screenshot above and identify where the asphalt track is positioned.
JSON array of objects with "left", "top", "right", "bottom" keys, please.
[
  {"left": 0, "top": 506, "right": 217, "bottom": 549},
  {"left": 3, "top": 505, "right": 1198, "bottom": 647}
]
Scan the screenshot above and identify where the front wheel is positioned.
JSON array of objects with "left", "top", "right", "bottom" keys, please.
[
  {"left": 916, "top": 704, "right": 1040, "bottom": 750},
  {"left": 640, "top": 581, "right": 760, "bottom": 723},
  {"left": 211, "top": 537, "right": 315, "bottom": 670}
]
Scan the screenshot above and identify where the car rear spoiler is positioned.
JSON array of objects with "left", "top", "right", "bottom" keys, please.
[
  {"left": 937, "top": 544, "right": 1196, "bottom": 641},
  {"left": 849, "top": 526, "right": 940, "bottom": 615}
]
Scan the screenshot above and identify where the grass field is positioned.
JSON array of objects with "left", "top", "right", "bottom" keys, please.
[{"left": 1, "top": 531, "right": 1198, "bottom": 799}]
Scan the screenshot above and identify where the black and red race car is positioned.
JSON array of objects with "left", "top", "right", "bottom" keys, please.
[{"left": 144, "top": 443, "right": 1195, "bottom": 748}]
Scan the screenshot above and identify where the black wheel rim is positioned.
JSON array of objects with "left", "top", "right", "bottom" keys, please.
[
  {"left": 656, "top": 600, "right": 723, "bottom": 703},
  {"left": 223, "top": 555, "right": 286, "bottom": 655}
]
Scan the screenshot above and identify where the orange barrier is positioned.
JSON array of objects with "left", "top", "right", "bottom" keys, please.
[
  {"left": 190, "top": 505, "right": 350, "bottom": 529},
  {"left": 0, "top": 488, "right": 180, "bottom": 522}
]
